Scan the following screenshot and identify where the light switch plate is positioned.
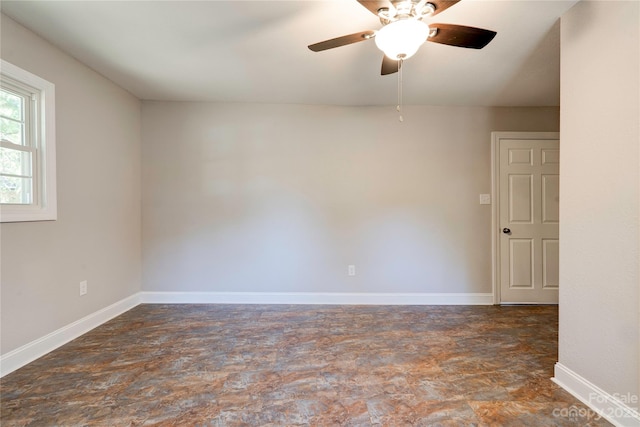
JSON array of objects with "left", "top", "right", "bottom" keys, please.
[{"left": 479, "top": 194, "right": 491, "bottom": 205}]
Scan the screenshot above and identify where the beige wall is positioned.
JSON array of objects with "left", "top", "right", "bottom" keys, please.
[
  {"left": 0, "top": 15, "right": 142, "bottom": 354},
  {"left": 560, "top": 0, "right": 639, "bottom": 398},
  {"left": 142, "top": 102, "right": 558, "bottom": 294}
]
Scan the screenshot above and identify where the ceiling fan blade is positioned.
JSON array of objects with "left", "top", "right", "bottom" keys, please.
[
  {"left": 429, "top": 0, "right": 462, "bottom": 16},
  {"left": 356, "top": 0, "right": 393, "bottom": 16},
  {"left": 308, "top": 30, "right": 376, "bottom": 52},
  {"left": 381, "top": 56, "right": 399, "bottom": 75},
  {"left": 428, "top": 23, "right": 497, "bottom": 49}
]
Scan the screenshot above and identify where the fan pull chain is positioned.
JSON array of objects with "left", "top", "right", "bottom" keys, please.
[{"left": 397, "top": 58, "right": 404, "bottom": 122}]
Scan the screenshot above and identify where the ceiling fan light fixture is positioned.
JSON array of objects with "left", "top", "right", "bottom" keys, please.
[{"left": 375, "top": 19, "right": 430, "bottom": 60}]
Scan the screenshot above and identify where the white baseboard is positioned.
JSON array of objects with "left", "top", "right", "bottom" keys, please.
[
  {"left": 139, "top": 291, "right": 494, "bottom": 305},
  {"left": 0, "top": 294, "right": 141, "bottom": 378},
  {"left": 553, "top": 362, "right": 640, "bottom": 427}
]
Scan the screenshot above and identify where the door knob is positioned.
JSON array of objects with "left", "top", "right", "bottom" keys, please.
[{"left": 503, "top": 228, "right": 511, "bottom": 234}]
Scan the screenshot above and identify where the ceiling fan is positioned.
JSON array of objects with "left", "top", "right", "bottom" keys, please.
[{"left": 308, "top": 0, "right": 497, "bottom": 75}]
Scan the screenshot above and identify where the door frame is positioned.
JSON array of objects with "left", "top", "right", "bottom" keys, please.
[{"left": 491, "top": 131, "right": 560, "bottom": 304}]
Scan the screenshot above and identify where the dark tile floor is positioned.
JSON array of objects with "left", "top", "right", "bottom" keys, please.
[{"left": 1, "top": 304, "right": 610, "bottom": 426}]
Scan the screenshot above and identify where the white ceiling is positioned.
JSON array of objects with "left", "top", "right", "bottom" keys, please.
[{"left": 1, "top": 0, "right": 577, "bottom": 106}]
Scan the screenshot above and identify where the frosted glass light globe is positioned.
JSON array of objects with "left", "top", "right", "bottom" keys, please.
[{"left": 375, "top": 19, "right": 430, "bottom": 60}]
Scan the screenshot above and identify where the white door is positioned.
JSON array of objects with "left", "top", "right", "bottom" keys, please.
[{"left": 493, "top": 132, "right": 559, "bottom": 304}]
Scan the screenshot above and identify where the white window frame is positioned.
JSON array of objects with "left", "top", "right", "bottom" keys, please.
[{"left": 0, "top": 60, "right": 56, "bottom": 222}]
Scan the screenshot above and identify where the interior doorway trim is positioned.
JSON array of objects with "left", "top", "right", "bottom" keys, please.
[{"left": 491, "top": 131, "right": 560, "bottom": 304}]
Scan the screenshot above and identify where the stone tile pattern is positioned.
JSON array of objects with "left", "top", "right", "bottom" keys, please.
[{"left": 1, "top": 304, "right": 610, "bottom": 426}]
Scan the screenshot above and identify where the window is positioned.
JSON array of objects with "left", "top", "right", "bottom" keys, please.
[{"left": 0, "top": 60, "right": 56, "bottom": 222}]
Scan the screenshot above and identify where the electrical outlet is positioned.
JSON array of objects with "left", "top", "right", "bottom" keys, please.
[
  {"left": 348, "top": 265, "right": 356, "bottom": 276},
  {"left": 79, "top": 280, "right": 88, "bottom": 296}
]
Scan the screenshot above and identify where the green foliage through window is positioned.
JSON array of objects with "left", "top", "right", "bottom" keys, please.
[{"left": 0, "top": 87, "right": 32, "bottom": 204}]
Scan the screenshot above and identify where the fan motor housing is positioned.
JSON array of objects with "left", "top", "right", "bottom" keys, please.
[{"left": 377, "top": 0, "right": 436, "bottom": 25}]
